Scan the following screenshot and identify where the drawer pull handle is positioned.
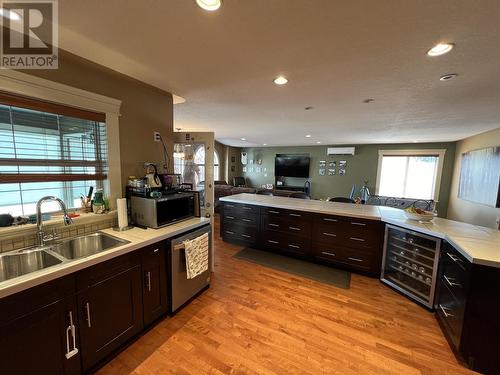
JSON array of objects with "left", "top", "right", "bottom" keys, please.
[
  {"left": 288, "top": 244, "right": 300, "bottom": 249},
  {"left": 323, "top": 218, "right": 338, "bottom": 222},
  {"left": 226, "top": 216, "right": 235, "bottom": 219},
  {"left": 85, "top": 302, "right": 92, "bottom": 328},
  {"left": 268, "top": 240, "right": 279, "bottom": 244},
  {"left": 226, "top": 204, "right": 235, "bottom": 208},
  {"left": 146, "top": 271, "right": 152, "bottom": 292},
  {"left": 243, "top": 207, "right": 253, "bottom": 210},
  {"left": 269, "top": 223, "right": 279, "bottom": 227},
  {"left": 241, "top": 234, "right": 251, "bottom": 238},
  {"left": 242, "top": 218, "right": 252, "bottom": 222},
  {"left": 225, "top": 230, "right": 235, "bottom": 235},
  {"left": 321, "top": 251, "right": 336, "bottom": 256},
  {"left": 349, "top": 237, "right": 365, "bottom": 242},
  {"left": 351, "top": 222, "right": 366, "bottom": 226},
  {"left": 444, "top": 275, "right": 460, "bottom": 287},
  {"left": 289, "top": 226, "right": 301, "bottom": 231},
  {"left": 153, "top": 248, "right": 159, "bottom": 253},
  {"left": 347, "top": 257, "right": 363, "bottom": 262},
  {"left": 439, "top": 304, "right": 454, "bottom": 318},
  {"left": 446, "top": 252, "right": 462, "bottom": 263},
  {"left": 289, "top": 213, "right": 301, "bottom": 217},
  {"left": 268, "top": 210, "right": 280, "bottom": 214},
  {"left": 322, "top": 232, "right": 336, "bottom": 237}
]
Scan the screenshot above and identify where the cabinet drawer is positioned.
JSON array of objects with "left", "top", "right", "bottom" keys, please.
[
  {"left": 262, "top": 214, "right": 311, "bottom": 237},
  {"left": 262, "top": 231, "right": 309, "bottom": 256},
  {"left": 436, "top": 280, "right": 465, "bottom": 349},
  {"left": 262, "top": 207, "right": 285, "bottom": 216},
  {"left": 223, "top": 202, "right": 259, "bottom": 215},
  {"left": 339, "top": 247, "right": 374, "bottom": 271},
  {"left": 312, "top": 242, "right": 376, "bottom": 272},
  {"left": 224, "top": 212, "right": 259, "bottom": 227},
  {"left": 223, "top": 224, "right": 258, "bottom": 245}
]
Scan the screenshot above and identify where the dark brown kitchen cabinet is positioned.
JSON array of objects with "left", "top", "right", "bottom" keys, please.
[
  {"left": 141, "top": 243, "right": 168, "bottom": 325},
  {"left": 221, "top": 202, "right": 260, "bottom": 247},
  {"left": 0, "top": 275, "right": 80, "bottom": 375},
  {"left": 435, "top": 241, "right": 500, "bottom": 374},
  {"left": 77, "top": 254, "right": 143, "bottom": 372}
]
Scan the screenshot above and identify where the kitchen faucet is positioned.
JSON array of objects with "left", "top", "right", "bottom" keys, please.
[{"left": 36, "top": 196, "right": 73, "bottom": 246}]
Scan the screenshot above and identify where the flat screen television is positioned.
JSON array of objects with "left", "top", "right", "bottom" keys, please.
[{"left": 275, "top": 154, "right": 310, "bottom": 178}]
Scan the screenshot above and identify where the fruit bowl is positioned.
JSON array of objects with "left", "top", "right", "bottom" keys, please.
[{"left": 404, "top": 209, "right": 435, "bottom": 221}]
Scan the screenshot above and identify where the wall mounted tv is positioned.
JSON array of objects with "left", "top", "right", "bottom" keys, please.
[{"left": 275, "top": 154, "right": 310, "bottom": 178}]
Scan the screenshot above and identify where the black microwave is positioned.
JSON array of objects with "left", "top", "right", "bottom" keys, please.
[{"left": 130, "top": 191, "right": 200, "bottom": 229}]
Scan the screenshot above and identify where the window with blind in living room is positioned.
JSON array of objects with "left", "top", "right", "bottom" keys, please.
[{"left": 0, "top": 93, "right": 108, "bottom": 216}]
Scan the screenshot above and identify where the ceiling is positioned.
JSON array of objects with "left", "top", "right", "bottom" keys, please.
[{"left": 58, "top": 0, "right": 500, "bottom": 147}]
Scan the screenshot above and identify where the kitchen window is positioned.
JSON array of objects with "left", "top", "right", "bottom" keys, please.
[
  {"left": 375, "top": 149, "right": 446, "bottom": 200},
  {"left": 0, "top": 92, "right": 108, "bottom": 216}
]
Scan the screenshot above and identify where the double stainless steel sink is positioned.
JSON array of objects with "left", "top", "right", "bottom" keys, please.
[{"left": 0, "top": 233, "right": 129, "bottom": 282}]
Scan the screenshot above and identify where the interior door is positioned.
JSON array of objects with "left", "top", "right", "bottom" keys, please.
[{"left": 78, "top": 265, "right": 143, "bottom": 371}]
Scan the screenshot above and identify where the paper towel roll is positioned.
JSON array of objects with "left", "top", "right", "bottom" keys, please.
[{"left": 117, "top": 198, "right": 128, "bottom": 228}]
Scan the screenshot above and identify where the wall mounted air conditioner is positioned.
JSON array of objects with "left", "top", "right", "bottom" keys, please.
[{"left": 327, "top": 147, "right": 355, "bottom": 156}]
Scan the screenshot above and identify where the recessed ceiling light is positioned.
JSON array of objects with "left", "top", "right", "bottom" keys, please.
[
  {"left": 427, "top": 43, "right": 454, "bottom": 57},
  {"left": 439, "top": 73, "right": 458, "bottom": 81},
  {"left": 305, "top": 134, "right": 311, "bottom": 138},
  {"left": 413, "top": 140, "right": 418, "bottom": 143},
  {"left": 273, "top": 76, "right": 288, "bottom": 85},
  {"left": 240, "top": 137, "right": 246, "bottom": 141},
  {"left": 316, "top": 141, "right": 321, "bottom": 144},
  {"left": 0, "top": 8, "right": 20, "bottom": 20},
  {"left": 196, "top": 0, "right": 222, "bottom": 11}
]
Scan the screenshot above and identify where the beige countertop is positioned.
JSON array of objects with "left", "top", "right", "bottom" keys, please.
[
  {"left": 220, "top": 194, "right": 500, "bottom": 268},
  {"left": 0, "top": 217, "right": 210, "bottom": 299}
]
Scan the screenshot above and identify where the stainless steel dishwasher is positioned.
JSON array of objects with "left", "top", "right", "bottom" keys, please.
[{"left": 169, "top": 224, "right": 212, "bottom": 313}]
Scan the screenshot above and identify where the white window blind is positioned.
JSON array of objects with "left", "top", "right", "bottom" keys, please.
[{"left": 0, "top": 92, "right": 108, "bottom": 216}]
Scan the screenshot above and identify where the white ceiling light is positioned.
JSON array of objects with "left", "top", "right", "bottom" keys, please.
[
  {"left": 427, "top": 43, "right": 454, "bottom": 56},
  {"left": 240, "top": 137, "right": 246, "bottom": 141},
  {"left": 273, "top": 76, "right": 288, "bottom": 85},
  {"left": 0, "top": 8, "right": 20, "bottom": 20},
  {"left": 263, "top": 143, "right": 267, "bottom": 146},
  {"left": 305, "top": 134, "right": 311, "bottom": 138},
  {"left": 316, "top": 141, "right": 321, "bottom": 144},
  {"left": 196, "top": 0, "right": 222, "bottom": 11}
]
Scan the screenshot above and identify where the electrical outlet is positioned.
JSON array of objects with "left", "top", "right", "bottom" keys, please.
[{"left": 153, "top": 131, "right": 161, "bottom": 142}]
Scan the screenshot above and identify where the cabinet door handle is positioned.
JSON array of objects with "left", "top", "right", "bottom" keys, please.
[
  {"left": 146, "top": 271, "right": 152, "bottom": 292},
  {"left": 321, "top": 251, "right": 336, "bottom": 256},
  {"left": 347, "top": 257, "right": 363, "bottom": 262},
  {"left": 349, "top": 237, "right": 365, "bottom": 242},
  {"left": 439, "top": 304, "right": 454, "bottom": 318},
  {"left": 226, "top": 215, "right": 235, "bottom": 219},
  {"left": 269, "top": 223, "right": 279, "bottom": 227},
  {"left": 242, "top": 218, "right": 252, "bottom": 222},
  {"left": 289, "top": 213, "right": 301, "bottom": 217},
  {"left": 268, "top": 240, "right": 279, "bottom": 244},
  {"left": 226, "top": 204, "right": 235, "bottom": 208},
  {"left": 288, "top": 244, "right": 300, "bottom": 249},
  {"left": 443, "top": 275, "right": 460, "bottom": 287},
  {"left": 241, "top": 234, "right": 251, "bottom": 238},
  {"left": 446, "top": 252, "right": 462, "bottom": 263},
  {"left": 225, "top": 230, "right": 235, "bottom": 235},
  {"left": 65, "top": 311, "right": 79, "bottom": 359},
  {"left": 351, "top": 222, "right": 366, "bottom": 226},
  {"left": 85, "top": 302, "right": 92, "bottom": 328},
  {"left": 153, "top": 248, "right": 159, "bottom": 253},
  {"left": 289, "top": 226, "right": 301, "bottom": 231},
  {"left": 268, "top": 210, "right": 280, "bottom": 214},
  {"left": 323, "top": 218, "right": 338, "bottom": 222},
  {"left": 322, "top": 232, "right": 337, "bottom": 237}
]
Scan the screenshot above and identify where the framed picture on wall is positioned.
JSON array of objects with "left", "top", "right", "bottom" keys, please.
[
  {"left": 231, "top": 165, "right": 235, "bottom": 172},
  {"left": 231, "top": 156, "right": 236, "bottom": 163}
]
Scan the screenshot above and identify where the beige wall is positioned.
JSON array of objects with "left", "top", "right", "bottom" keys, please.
[
  {"left": 214, "top": 141, "right": 242, "bottom": 184},
  {"left": 20, "top": 50, "right": 174, "bottom": 190},
  {"left": 447, "top": 128, "right": 500, "bottom": 228}
]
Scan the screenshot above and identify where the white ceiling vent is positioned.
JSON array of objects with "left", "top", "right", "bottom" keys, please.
[{"left": 327, "top": 147, "right": 355, "bottom": 156}]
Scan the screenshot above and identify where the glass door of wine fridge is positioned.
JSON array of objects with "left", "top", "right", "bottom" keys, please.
[{"left": 381, "top": 224, "right": 441, "bottom": 308}]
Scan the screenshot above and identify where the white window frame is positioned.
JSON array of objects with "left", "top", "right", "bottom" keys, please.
[
  {"left": 0, "top": 70, "right": 122, "bottom": 209},
  {"left": 375, "top": 149, "right": 446, "bottom": 201}
]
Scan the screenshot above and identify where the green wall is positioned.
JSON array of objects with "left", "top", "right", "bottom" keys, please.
[{"left": 241, "top": 142, "right": 456, "bottom": 216}]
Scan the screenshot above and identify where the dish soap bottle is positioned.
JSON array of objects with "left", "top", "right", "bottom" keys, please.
[{"left": 92, "top": 189, "right": 106, "bottom": 214}]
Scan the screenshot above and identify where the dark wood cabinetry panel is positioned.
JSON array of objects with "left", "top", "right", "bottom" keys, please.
[
  {"left": 0, "top": 294, "right": 81, "bottom": 375},
  {"left": 435, "top": 241, "right": 500, "bottom": 374},
  {"left": 78, "top": 260, "right": 143, "bottom": 371},
  {"left": 142, "top": 243, "right": 168, "bottom": 325}
]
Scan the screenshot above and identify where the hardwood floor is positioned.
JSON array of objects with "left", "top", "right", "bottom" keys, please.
[{"left": 97, "top": 216, "right": 476, "bottom": 375}]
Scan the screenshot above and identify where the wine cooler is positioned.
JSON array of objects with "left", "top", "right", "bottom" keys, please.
[{"left": 381, "top": 224, "right": 441, "bottom": 309}]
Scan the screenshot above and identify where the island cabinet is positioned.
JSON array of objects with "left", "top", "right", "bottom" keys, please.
[
  {"left": 312, "top": 214, "right": 384, "bottom": 276},
  {"left": 220, "top": 201, "right": 384, "bottom": 276},
  {"left": 435, "top": 241, "right": 500, "bottom": 374}
]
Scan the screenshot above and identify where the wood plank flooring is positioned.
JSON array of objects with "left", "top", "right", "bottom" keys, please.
[{"left": 97, "top": 216, "right": 477, "bottom": 374}]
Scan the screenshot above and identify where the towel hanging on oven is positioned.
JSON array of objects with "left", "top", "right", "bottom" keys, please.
[{"left": 183, "top": 232, "right": 209, "bottom": 279}]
